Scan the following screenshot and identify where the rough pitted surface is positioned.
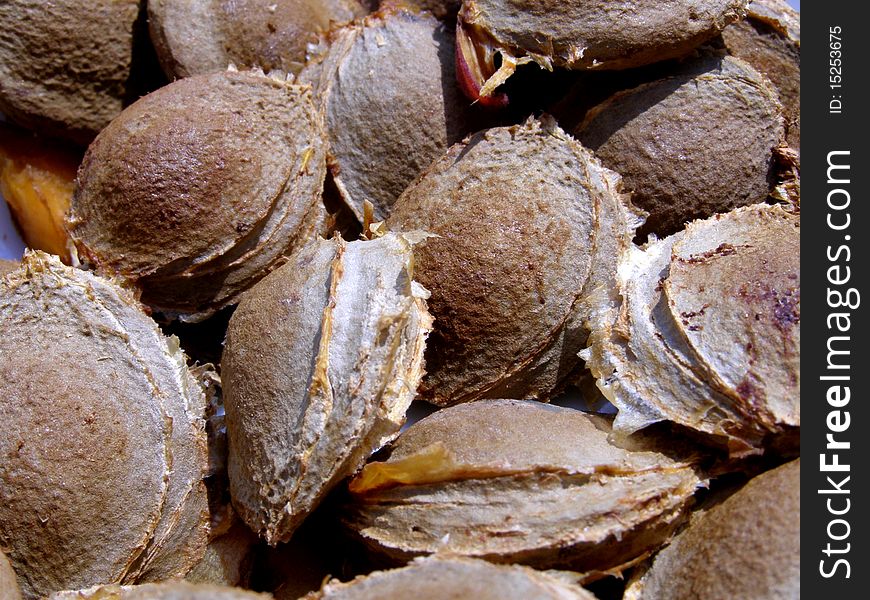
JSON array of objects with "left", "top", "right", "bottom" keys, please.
[
  {"left": 460, "top": 0, "right": 747, "bottom": 71},
  {"left": 722, "top": 0, "right": 800, "bottom": 154},
  {"left": 0, "top": 0, "right": 140, "bottom": 144},
  {"left": 344, "top": 400, "right": 703, "bottom": 573},
  {"left": 625, "top": 459, "right": 800, "bottom": 600},
  {"left": 149, "top": 0, "right": 366, "bottom": 78},
  {"left": 299, "top": 7, "right": 483, "bottom": 222},
  {"left": 69, "top": 69, "right": 328, "bottom": 321},
  {"left": 0, "top": 252, "right": 209, "bottom": 600},
  {"left": 575, "top": 57, "right": 785, "bottom": 236},
  {"left": 575, "top": 54, "right": 785, "bottom": 238},
  {"left": 581, "top": 204, "right": 800, "bottom": 454},
  {"left": 303, "top": 556, "right": 597, "bottom": 599},
  {"left": 50, "top": 582, "right": 271, "bottom": 600},
  {"left": 388, "top": 117, "right": 640, "bottom": 406},
  {"left": 223, "top": 233, "right": 432, "bottom": 544}
]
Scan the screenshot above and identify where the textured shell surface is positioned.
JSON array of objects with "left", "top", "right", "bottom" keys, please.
[
  {"left": 0, "top": 0, "right": 140, "bottom": 144},
  {"left": 303, "top": 555, "right": 596, "bottom": 599},
  {"left": 624, "top": 459, "right": 800, "bottom": 600},
  {"left": 582, "top": 204, "right": 799, "bottom": 454},
  {"left": 462, "top": 0, "right": 747, "bottom": 70},
  {"left": 722, "top": 0, "right": 800, "bottom": 153},
  {"left": 148, "top": 0, "right": 365, "bottom": 78},
  {"left": 299, "top": 7, "right": 483, "bottom": 222},
  {"left": 223, "top": 232, "right": 432, "bottom": 544},
  {"left": 344, "top": 400, "right": 704, "bottom": 573},
  {"left": 68, "top": 69, "right": 328, "bottom": 321},
  {"left": 0, "top": 252, "right": 209, "bottom": 599},
  {"left": 388, "top": 116, "right": 640, "bottom": 406},
  {"left": 575, "top": 54, "right": 785, "bottom": 238}
]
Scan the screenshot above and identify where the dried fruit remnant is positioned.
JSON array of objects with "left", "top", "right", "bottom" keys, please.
[
  {"left": 0, "top": 126, "right": 81, "bottom": 263},
  {"left": 223, "top": 233, "right": 432, "bottom": 544},
  {"left": 455, "top": 17, "right": 518, "bottom": 107},
  {"left": 344, "top": 400, "right": 703, "bottom": 574}
]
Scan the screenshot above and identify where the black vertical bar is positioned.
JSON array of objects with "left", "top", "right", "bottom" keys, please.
[{"left": 803, "top": 2, "right": 869, "bottom": 596}]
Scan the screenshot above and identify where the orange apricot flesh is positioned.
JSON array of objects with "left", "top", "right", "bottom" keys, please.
[{"left": 0, "top": 125, "right": 82, "bottom": 263}]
